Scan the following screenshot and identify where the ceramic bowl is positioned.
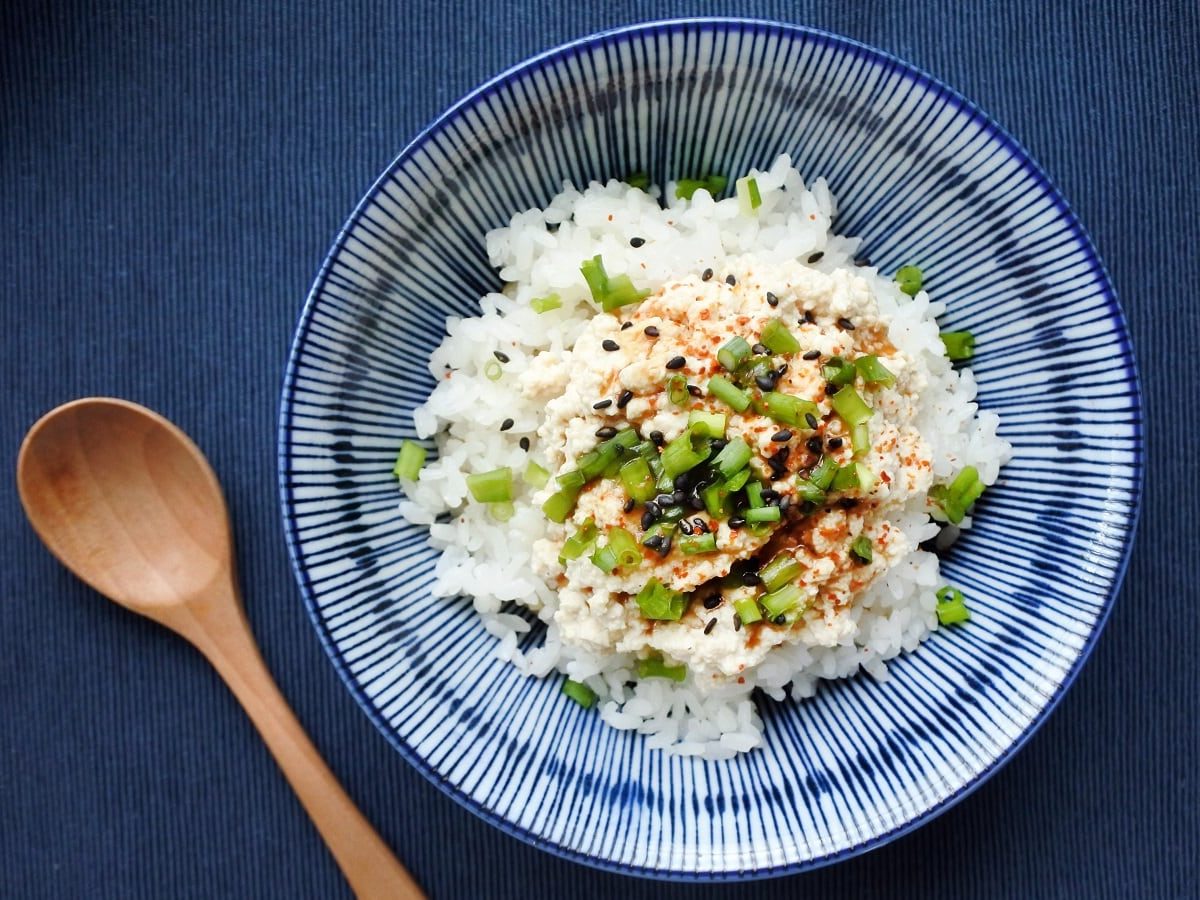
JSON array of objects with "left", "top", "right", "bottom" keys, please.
[{"left": 279, "top": 18, "right": 1141, "bottom": 878}]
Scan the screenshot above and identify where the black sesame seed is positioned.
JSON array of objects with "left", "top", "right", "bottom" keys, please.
[
  {"left": 725, "top": 274, "right": 737, "bottom": 286},
  {"left": 771, "top": 429, "right": 793, "bottom": 442},
  {"left": 665, "top": 356, "right": 687, "bottom": 370},
  {"left": 755, "top": 374, "right": 777, "bottom": 392},
  {"left": 672, "top": 489, "right": 688, "bottom": 505},
  {"left": 837, "top": 317, "right": 856, "bottom": 331},
  {"left": 602, "top": 339, "right": 620, "bottom": 351},
  {"left": 775, "top": 363, "right": 789, "bottom": 377},
  {"left": 644, "top": 534, "right": 664, "bottom": 550},
  {"left": 617, "top": 389, "right": 633, "bottom": 409},
  {"left": 687, "top": 384, "right": 702, "bottom": 397},
  {"left": 762, "top": 488, "right": 782, "bottom": 504},
  {"left": 855, "top": 256, "right": 872, "bottom": 267},
  {"left": 703, "top": 594, "right": 722, "bottom": 609},
  {"left": 802, "top": 349, "right": 821, "bottom": 361},
  {"left": 673, "top": 472, "right": 694, "bottom": 491},
  {"left": 807, "top": 251, "right": 825, "bottom": 263},
  {"left": 629, "top": 236, "right": 646, "bottom": 248},
  {"left": 733, "top": 614, "right": 743, "bottom": 631},
  {"left": 825, "top": 381, "right": 842, "bottom": 395},
  {"left": 751, "top": 342, "right": 769, "bottom": 355},
  {"left": 650, "top": 430, "right": 665, "bottom": 446},
  {"left": 806, "top": 436, "right": 823, "bottom": 453},
  {"left": 621, "top": 321, "right": 633, "bottom": 330},
  {"left": 519, "top": 436, "right": 531, "bottom": 451},
  {"left": 623, "top": 497, "right": 635, "bottom": 513},
  {"left": 500, "top": 418, "right": 514, "bottom": 431},
  {"left": 593, "top": 398, "right": 613, "bottom": 409},
  {"left": 728, "top": 515, "right": 746, "bottom": 529},
  {"left": 701, "top": 268, "right": 714, "bottom": 281},
  {"left": 641, "top": 510, "right": 657, "bottom": 530},
  {"left": 693, "top": 518, "right": 709, "bottom": 534},
  {"left": 704, "top": 618, "right": 717, "bottom": 635},
  {"left": 655, "top": 537, "right": 672, "bottom": 557},
  {"left": 596, "top": 426, "right": 618, "bottom": 439},
  {"left": 652, "top": 492, "right": 673, "bottom": 507},
  {"left": 688, "top": 493, "right": 706, "bottom": 511},
  {"left": 803, "top": 310, "right": 816, "bottom": 324},
  {"left": 828, "top": 437, "right": 844, "bottom": 450},
  {"left": 766, "top": 291, "right": 779, "bottom": 307},
  {"left": 773, "top": 614, "right": 787, "bottom": 625},
  {"left": 838, "top": 498, "right": 860, "bottom": 510},
  {"left": 644, "top": 325, "right": 660, "bottom": 337},
  {"left": 805, "top": 412, "right": 819, "bottom": 429},
  {"left": 493, "top": 350, "right": 510, "bottom": 363},
  {"left": 741, "top": 572, "right": 762, "bottom": 587},
  {"left": 710, "top": 438, "right": 729, "bottom": 452},
  {"left": 679, "top": 520, "right": 694, "bottom": 536}
]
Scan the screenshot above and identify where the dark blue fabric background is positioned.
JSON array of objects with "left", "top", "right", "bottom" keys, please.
[{"left": 1, "top": 1, "right": 1194, "bottom": 897}]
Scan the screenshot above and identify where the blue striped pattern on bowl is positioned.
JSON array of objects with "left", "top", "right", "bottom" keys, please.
[{"left": 279, "top": 18, "right": 1141, "bottom": 879}]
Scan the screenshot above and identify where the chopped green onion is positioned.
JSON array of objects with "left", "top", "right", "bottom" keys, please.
[
  {"left": 636, "top": 577, "right": 686, "bottom": 621},
  {"left": 940, "top": 331, "right": 976, "bottom": 361},
  {"left": 745, "top": 480, "right": 765, "bottom": 508},
  {"left": 760, "top": 552, "right": 803, "bottom": 592},
  {"left": 489, "top": 501, "right": 515, "bottom": 522},
  {"left": 590, "top": 543, "right": 619, "bottom": 574},
  {"left": 763, "top": 391, "right": 820, "bottom": 427},
  {"left": 849, "top": 535, "right": 873, "bottom": 564},
  {"left": 606, "top": 526, "right": 643, "bottom": 570},
  {"left": 707, "top": 375, "right": 751, "bottom": 412},
  {"left": 641, "top": 522, "right": 676, "bottom": 549},
  {"left": 559, "top": 519, "right": 598, "bottom": 563},
  {"left": 556, "top": 468, "right": 586, "bottom": 491},
  {"left": 725, "top": 467, "right": 752, "bottom": 493},
  {"left": 822, "top": 356, "right": 857, "bottom": 386},
  {"left": 700, "top": 480, "right": 730, "bottom": 518},
  {"left": 832, "top": 462, "right": 877, "bottom": 492},
  {"left": 761, "top": 318, "right": 801, "bottom": 354},
  {"left": 542, "top": 487, "right": 580, "bottom": 523},
  {"left": 743, "top": 506, "right": 781, "bottom": 523},
  {"left": 809, "top": 454, "right": 838, "bottom": 490},
  {"left": 733, "top": 596, "right": 762, "bottom": 625},
  {"left": 578, "top": 441, "right": 621, "bottom": 479},
  {"left": 618, "top": 457, "right": 657, "bottom": 503},
  {"left": 761, "top": 583, "right": 804, "bottom": 618},
  {"left": 524, "top": 460, "right": 550, "bottom": 488},
  {"left": 854, "top": 355, "right": 896, "bottom": 387},
  {"left": 711, "top": 436, "right": 752, "bottom": 478},
  {"left": 661, "top": 430, "right": 707, "bottom": 477},
  {"left": 930, "top": 466, "right": 985, "bottom": 524},
  {"left": 466, "top": 467, "right": 513, "bottom": 503},
  {"left": 666, "top": 374, "right": 690, "bottom": 406},
  {"left": 678, "top": 532, "right": 718, "bottom": 554},
  {"left": 580, "top": 255, "right": 650, "bottom": 312},
  {"left": 736, "top": 175, "right": 762, "bottom": 214},
  {"left": 625, "top": 171, "right": 651, "bottom": 191},
  {"left": 392, "top": 440, "right": 426, "bottom": 481},
  {"left": 895, "top": 265, "right": 923, "bottom": 297},
  {"left": 483, "top": 359, "right": 503, "bottom": 381},
  {"left": 936, "top": 586, "right": 970, "bottom": 625},
  {"left": 636, "top": 656, "right": 688, "bottom": 681},
  {"left": 851, "top": 421, "right": 871, "bottom": 458},
  {"left": 718, "top": 336, "right": 752, "bottom": 372},
  {"left": 610, "top": 427, "right": 640, "bottom": 451},
  {"left": 688, "top": 409, "right": 727, "bottom": 438},
  {"left": 831, "top": 387, "right": 873, "bottom": 426},
  {"left": 530, "top": 293, "right": 562, "bottom": 314},
  {"left": 562, "top": 678, "right": 597, "bottom": 708},
  {"left": 675, "top": 174, "right": 728, "bottom": 200},
  {"left": 794, "top": 477, "right": 825, "bottom": 504}
]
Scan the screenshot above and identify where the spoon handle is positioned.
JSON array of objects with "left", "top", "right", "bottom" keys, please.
[{"left": 174, "top": 591, "right": 425, "bottom": 900}]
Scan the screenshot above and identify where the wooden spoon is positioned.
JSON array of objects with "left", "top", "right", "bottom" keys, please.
[{"left": 17, "top": 397, "right": 423, "bottom": 900}]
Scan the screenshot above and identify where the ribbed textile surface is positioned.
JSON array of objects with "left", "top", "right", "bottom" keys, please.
[{"left": 0, "top": 1, "right": 1194, "bottom": 898}]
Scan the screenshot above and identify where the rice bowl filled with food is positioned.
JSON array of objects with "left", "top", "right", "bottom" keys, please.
[{"left": 394, "top": 155, "right": 1011, "bottom": 759}]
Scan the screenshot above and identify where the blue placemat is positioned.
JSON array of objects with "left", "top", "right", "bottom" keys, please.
[{"left": 1, "top": 1, "right": 1193, "bottom": 897}]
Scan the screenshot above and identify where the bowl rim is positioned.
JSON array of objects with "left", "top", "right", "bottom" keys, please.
[{"left": 277, "top": 16, "right": 1143, "bottom": 881}]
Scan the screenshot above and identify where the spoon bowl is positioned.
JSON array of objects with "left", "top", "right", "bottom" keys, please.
[{"left": 18, "top": 397, "right": 422, "bottom": 900}]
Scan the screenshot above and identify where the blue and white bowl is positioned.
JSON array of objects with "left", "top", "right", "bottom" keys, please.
[{"left": 279, "top": 19, "right": 1141, "bottom": 878}]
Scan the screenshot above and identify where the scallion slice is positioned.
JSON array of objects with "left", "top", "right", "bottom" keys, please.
[
  {"left": 675, "top": 174, "right": 728, "bottom": 200},
  {"left": 849, "top": 535, "right": 873, "bottom": 564},
  {"left": 606, "top": 526, "right": 643, "bottom": 570},
  {"left": 940, "top": 331, "right": 976, "bottom": 361},
  {"left": 625, "top": 171, "right": 651, "bottom": 191},
  {"left": 745, "top": 480, "right": 765, "bottom": 508},
  {"left": 466, "top": 467, "right": 513, "bottom": 503},
  {"left": 618, "top": 457, "right": 656, "bottom": 503},
  {"left": 760, "top": 552, "right": 803, "bottom": 592},
  {"left": 736, "top": 175, "right": 762, "bottom": 214},
  {"left": 489, "top": 501, "right": 515, "bottom": 522},
  {"left": 707, "top": 375, "right": 751, "bottom": 412},
  {"left": 483, "top": 359, "right": 503, "bottom": 381},
  {"left": 580, "top": 255, "right": 650, "bottom": 311},
  {"left": 530, "top": 293, "right": 562, "bottom": 314},
  {"left": 724, "top": 467, "right": 752, "bottom": 493},
  {"left": 556, "top": 468, "right": 586, "bottom": 491},
  {"left": 559, "top": 519, "right": 598, "bottom": 563},
  {"left": 761, "top": 318, "right": 801, "bottom": 354},
  {"left": 523, "top": 460, "right": 550, "bottom": 488},
  {"left": 822, "top": 356, "right": 857, "bottom": 386},
  {"left": 936, "top": 586, "right": 970, "bottom": 625},
  {"left": 666, "top": 373, "right": 690, "bottom": 406},
  {"left": 794, "top": 477, "right": 825, "bottom": 504},
  {"left": 760, "top": 583, "right": 803, "bottom": 618},
  {"left": 392, "top": 440, "right": 426, "bottom": 481},
  {"left": 542, "top": 487, "right": 580, "bottom": 523},
  {"left": 895, "top": 265, "right": 923, "bottom": 297},
  {"left": 809, "top": 454, "right": 838, "bottom": 490},
  {"left": 830, "top": 463, "right": 860, "bottom": 492},
  {"left": 678, "top": 532, "right": 718, "bottom": 554},
  {"left": 688, "top": 409, "right": 726, "bottom": 438},
  {"left": 717, "top": 336, "right": 752, "bottom": 372},
  {"left": 636, "top": 656, "right": 688, "bottom": 681},
  {"left": 590, "top": 543, "right": 619, "bottom": 574},
  {"left": 636, "top": 577, "right": 686, "bottom": 621},
  {"left": 850, "top": 421, "right": 871, "bottom": 458},
  {"left": 743, "top": 506, "right": 781, "bottom": 523},
  {"left": 661, "top": 429, "right": 707, "bottom": 477},
  {"left": 930, "top": 466, "right": 985, "bottom": 523},
  {"left": 763, "top": 391, "right": 819, "bottom": 427},
  {"left": 854, "top": 355, "right": 896, "bottom": 387},
  {"left": 733, "top": 596, "right": 762, "bottom": 625},
  {"left": 562, "top": 678, "right": 597, "bottom": 709},
  {"left": 711, "top": 436, "right": 752, "bottom": 478},
  {"left": 700, "top": 480, "right": 730, "bottom": 518},
  {"left": 831, "top": 387, "right": 873, "bottom": 426}
]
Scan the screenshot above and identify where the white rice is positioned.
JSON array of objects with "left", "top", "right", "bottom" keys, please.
[{"left": 399, "top": 156, "right": 1011, "bottom": 758}]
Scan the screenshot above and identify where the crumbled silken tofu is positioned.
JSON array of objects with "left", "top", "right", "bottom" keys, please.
[{"left": 521, "top": 256, "right": 933, "bottom": 688}]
